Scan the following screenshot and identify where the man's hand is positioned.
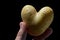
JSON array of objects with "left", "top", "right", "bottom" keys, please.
[{"left": 15, "top": 22, "right": 53, "bottom": 40}]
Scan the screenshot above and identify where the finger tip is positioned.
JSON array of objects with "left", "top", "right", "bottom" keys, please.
[
  {"left": 20, "top": 22, "right": 26, "bottom": 26},
  {"left": 19, "top": 22, "right": 27, "bottom": 29},
  {"left": 48, "top": 28, "right": 53, "bottom": 35},
  {"left": 43, "top": 28, "right": 53, "bottom": 39},
  {"left": 33, "top": 28, "right": 53, "bottom": 40}
]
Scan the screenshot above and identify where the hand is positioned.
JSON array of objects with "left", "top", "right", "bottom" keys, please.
[{"left": 15, "top": 22, "right": 53, "bottom": 40}]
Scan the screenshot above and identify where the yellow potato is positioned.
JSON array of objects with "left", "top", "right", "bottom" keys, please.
[{"left": 21, "top": 5, "right": 54, "bottom": 36}]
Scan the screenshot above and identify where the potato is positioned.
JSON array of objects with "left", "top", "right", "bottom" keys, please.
[{"left": 21, "top": 5, "right": 54, "bottom": 36}]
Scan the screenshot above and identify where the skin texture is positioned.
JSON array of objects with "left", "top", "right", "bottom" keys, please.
[
  {"left": 21, "top": 5, "right": 54, "bottom": 36},
  {"left": 15, "top": 22, "right": 53, "bottom": 40}
]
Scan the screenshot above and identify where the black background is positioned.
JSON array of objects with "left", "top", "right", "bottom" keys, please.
[{"left": 1, "top": 0, "right": 60, "bottom": 40}]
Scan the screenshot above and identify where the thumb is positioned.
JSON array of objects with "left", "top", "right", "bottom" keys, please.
[
  {"left": 20, "top": 22, "right": 26, "bottom": 31},
  {"left": 15, "top": 22, "right": 27, "bottom": 40}
]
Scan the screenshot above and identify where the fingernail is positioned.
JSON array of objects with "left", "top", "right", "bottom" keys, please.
[
  {"left": 20, "top": 22, "right": 26, "bottom": 29},
  {"left": 20, "top": 22, "right": 24, "bottom": 29}
]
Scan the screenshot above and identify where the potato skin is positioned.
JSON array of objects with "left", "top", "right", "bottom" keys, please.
[
  {"left": 21, "top": 5, "right": 54, "bottom": 36},
  {"left": 21, "top": 5, "right": 37, "bottom": 24}
]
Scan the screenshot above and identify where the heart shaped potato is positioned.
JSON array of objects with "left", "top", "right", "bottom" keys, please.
[{"left": 21, "top": 5, "right": 54, "bottom": 36}]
